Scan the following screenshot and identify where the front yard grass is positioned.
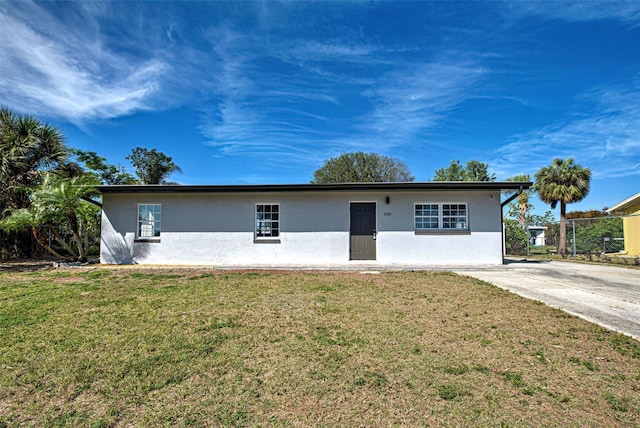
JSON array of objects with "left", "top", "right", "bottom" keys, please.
[{"left": 1, "top": 268, "right": 639, "bottom": 426}]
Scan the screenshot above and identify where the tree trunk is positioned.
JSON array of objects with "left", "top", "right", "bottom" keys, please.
[
  {"left": 518, "top": 202, "right": 527, "bottom": 226},
  {"left": 31, "top": 226, "right": 72, "bottom": 260},
  {"left": 83, "top": 222, "right": 90, "bottom": 261},
  {"left": 517, "top": 192, "right": 528, "bottom": 227},
  {"left": 71, "top": 228, "right": 86, "bottom": 262},
  {"left": 49, "top": 225, "right": 78, "bottom": 258},
  {"left": 66, "top": 211, "right": 86, "bottom": 261},
  {"left": 559, "top": 202, "right": 567, "bottom": 256}
]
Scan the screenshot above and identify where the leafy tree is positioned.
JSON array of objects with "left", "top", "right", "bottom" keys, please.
[
  {"left": 573, "top": 216, "right": 623, "bottom": 255},
  {"left": 504, "top": 218, "right": 529, "bottom": 256},
  {"left": 311, "top": 152, "right": 414, "bottom": 184},
  {"left": 543, "top": 222, "right": 560, "bottom": 249},
  {"left": 504, "top": 206, "right": 558, "bottom": 252},
  {"left": 73, "top": 149, "right": 137, "bottom": 185},
  {"left": 0, "top": 174, "right": 99, "bottom": 261},
  {"left": 566, "top": 209, "right": 607, "bottom": 219},
  {"left": 533, "top": 157, "right": 591, "bottom": 256},
  {"left": 433, "top": 160, "right": 496, "bottom": 182},
  {"left": 126, "top": 147, "right": 182, "bottom": 184},
  {"left": 465, "top": 160, "right": 496, "bottom": 182},
  {"left": 528, "top": 210, "right": 556, "bottom": 226},
  {"left": 433, "top": 159, "right": 465, "bottom": 181}
]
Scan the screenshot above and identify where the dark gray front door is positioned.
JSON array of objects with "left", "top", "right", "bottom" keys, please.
[{"left": 350, "top": 203, "right": 376, "bottom": 260}]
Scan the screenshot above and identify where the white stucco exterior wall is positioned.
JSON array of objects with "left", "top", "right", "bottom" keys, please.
[{"left": 100, "top": 189, "right": 504, "bottom": 267}]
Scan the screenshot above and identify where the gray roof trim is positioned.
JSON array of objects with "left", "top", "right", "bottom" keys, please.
[
  {"left": 607, "top": 191, "right": 640, "bottom": 213},
  {"left": 97, "top": 181, "right": 532, "bottom": 194}
]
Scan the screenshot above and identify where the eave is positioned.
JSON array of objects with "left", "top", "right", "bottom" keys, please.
[
  {"left": 607, "top": 191, "right": 640, "bottom": 214},
  {"left": 96, "top": 181, "right": 532, "bottom": 194}
]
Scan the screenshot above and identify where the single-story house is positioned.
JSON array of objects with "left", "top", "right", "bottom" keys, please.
[
  {"left": 607, "top": 191, "right": 640, "bottom": 256},
  {"left": 527, "top": 225, "right": 547, "bottom": 246},
  {"left": 97, "top": 181, "right": 531, "bottom": 267}
]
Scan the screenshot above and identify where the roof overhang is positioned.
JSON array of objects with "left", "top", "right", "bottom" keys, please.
[
  {"left": 607, "top": 191, "right": 640, "bottom": 213},
  {"left": 499, "top": 183, "right": 530, "bottom": 208},
  {"left": 527, "top": 225, "right": 548, "bottom": 230},
  {"left": 80, "top": 195, "right": 102, "bottom": 207},
  {"left": 96, "top": 181, "right": 532, "bottom": 194}
]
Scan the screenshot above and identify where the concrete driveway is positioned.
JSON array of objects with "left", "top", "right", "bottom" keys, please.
[{"left": 453, "top": 260, "right": 640, "bottom": 341}]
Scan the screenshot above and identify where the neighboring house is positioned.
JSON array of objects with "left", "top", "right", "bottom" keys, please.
[
  {"left": 607, "top": 191, "right": 640, "bottom": 256},
  {"left": 527, "top": 226, "right": 547, "bottom": 246},
  {"left": 98, "top": 181, "right": 530, "bottom": 267}
]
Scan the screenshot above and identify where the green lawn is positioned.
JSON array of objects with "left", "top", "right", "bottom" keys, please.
[{"left": 1, "top": 268, "right": 639, "bottom": 427}]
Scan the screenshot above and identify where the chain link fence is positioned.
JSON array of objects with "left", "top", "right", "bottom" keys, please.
[
  {"left": 0, "top": 228, "right": 43, "bottom": 260},
  {"left": 505, "top": 214, "right": 640, "bottom": 265},
  {"left": 0, "top": 224, "right": 100, "bottom": 261}
]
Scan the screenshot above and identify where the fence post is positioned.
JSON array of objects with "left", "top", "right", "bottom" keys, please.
[{"left": 572, "top": 220, "right": 576, "bottom": 259}]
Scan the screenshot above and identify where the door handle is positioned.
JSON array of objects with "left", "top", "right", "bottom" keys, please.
[{"left": 373, "top": 228, "right": 376, "bottom": 240}]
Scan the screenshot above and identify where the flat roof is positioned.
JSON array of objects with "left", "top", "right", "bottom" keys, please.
[{"left": 97, "top": 181, "right": 532, "bottom": 194}]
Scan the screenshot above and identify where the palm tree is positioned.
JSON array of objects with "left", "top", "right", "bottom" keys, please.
[
  {"left": 33, "top": 174, "right": 100, "bottom": 261},
  {"left": 533, "top": 158, "right": 591, "bottom": 256},
  {"left": 0, "top": 174, "right": 100, "bottom": 261},
  {"left": 0, "top": 107, "right": 67, "bottom": 210},
  {"left": 1, "top": 107, "right": 69, "bottom": 258},
  {"left": 507, "top": 174, "right": 532, "bottom": 226}
]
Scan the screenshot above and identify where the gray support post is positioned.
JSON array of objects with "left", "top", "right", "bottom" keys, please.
[{"left": 572, "top": 220, "right": 576, "bottom": 259}]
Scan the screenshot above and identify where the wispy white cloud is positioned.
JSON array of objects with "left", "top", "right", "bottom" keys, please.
[
  {"left": 289, "top": 41, "right": 380, "bottom": 62},
  {"left": 355, "top": 61, "right": 486, "bottom": 147},
  {"left": 197, "top": 17, "right": 488, "bottom": 176},
  {"left": 1, "top": 0, "right": 490, "bottom": 173},
  {"left": 505, "top": 0, "right": 640, "bottom": 25},
  {"left": 5, "top": 0, "right": 636, "bottom": 193},
  {"left": 493, "top": 77, "right": 640, "bottom": 179},
  {"left": 0, "top": 1, "right": 168, "bottom": 122}
]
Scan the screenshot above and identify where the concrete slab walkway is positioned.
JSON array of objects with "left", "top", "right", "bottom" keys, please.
[{"left": 453, "top": 259, "right": 640, "bottom": 341}]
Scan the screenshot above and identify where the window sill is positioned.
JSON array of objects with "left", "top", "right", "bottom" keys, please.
[
  {"left": 254, "top": 238, "right": 281, "bottom": 244},
  {"left": 134, "top": 238, "right": 161, "bottom": 243},
  {"left": 414, "top": 230, "right": 470, "bottom": 235}
]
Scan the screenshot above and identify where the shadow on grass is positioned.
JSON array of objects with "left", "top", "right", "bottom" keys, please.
[{"left": 0, "top": 259, "right": 54, "bottom": 272}]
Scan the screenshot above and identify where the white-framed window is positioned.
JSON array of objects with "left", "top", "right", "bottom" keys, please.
[
  {"left": 255, "top": 204, "right": 279, "bottom": 238},
  {"left": 415, "top": 203, "right": 439, "bottom": 229},
  {"left": 415, "top": 203, "right": 468, "bottom": 231},
  {"left": 137, "top": 204, "right": 161, "bottom": 238},
  {"left": 442, "top": 203, "right": 468, "bottom": 230}
]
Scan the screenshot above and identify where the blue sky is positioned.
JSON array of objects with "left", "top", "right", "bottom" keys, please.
[{"left": 1, "top": 1, "right": 639, "bottom": 215}]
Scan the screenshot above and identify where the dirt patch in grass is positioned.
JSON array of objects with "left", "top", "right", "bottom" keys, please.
[{"left": 1, "top": 269, "right": 638, "bottom": 426}]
